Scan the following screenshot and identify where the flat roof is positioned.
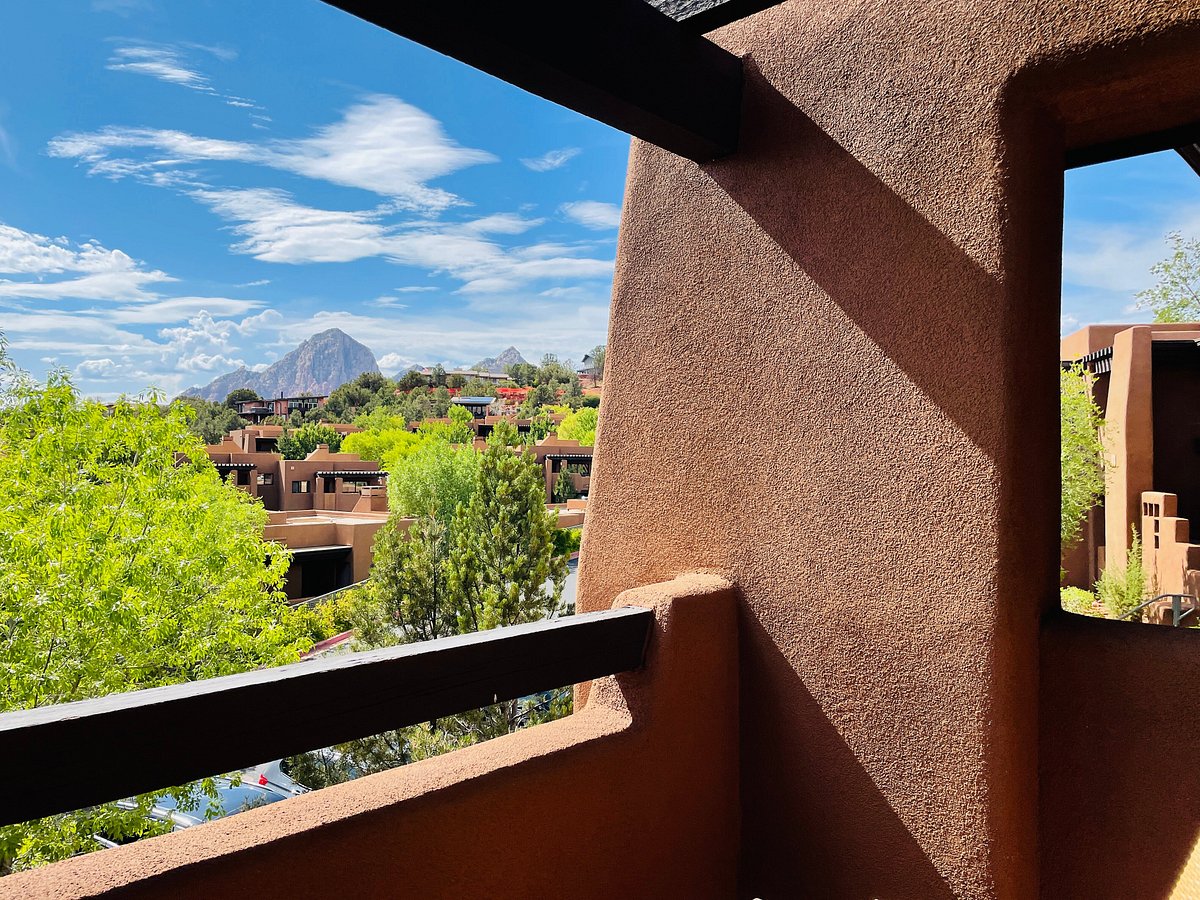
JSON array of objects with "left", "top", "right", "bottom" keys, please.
[
  {"left": 314, "top": 470, "right": 387, "bottom": 477},
  {"left": 288, "top": 545, "right": 353, "bottom": 555},
  {"left": 452, "top": 396, "right": 494, "bottom": 405}
]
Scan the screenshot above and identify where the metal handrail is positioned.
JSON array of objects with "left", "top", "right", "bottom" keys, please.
[
  {"left": 0, "top": 606, "right": 654, "bottom": 827},
  {"left": 1119, "top": 593, "right": 1199, "bottom": 627}
]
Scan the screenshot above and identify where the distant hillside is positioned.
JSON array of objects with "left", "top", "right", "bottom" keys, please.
[
  {"left": 473, "top": 346, "right": 527, "bottom": 374},
  {"left": 183, "top": 328, "right": 380, "bottom": 402}
]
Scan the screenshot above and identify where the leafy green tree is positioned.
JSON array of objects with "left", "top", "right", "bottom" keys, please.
[
  {"left": 224, "top": 387, "right": 260, "bottom": 409},
  {"left": 277, "top": 423, "right": 343, "bottom": 459},
  {"left": 1135, "top": 231, "right": 1200, "bottom": 322},
  {"left": 0, "top": 354, "right": 313, "bottom": 872},
  {"left": 286, "top": 427, "right": 570, "bottom": 787},
  {"left": 174, "top": 396, "right": 246, "bottom": 445},
  {"left": 1061, "top": 364, "right": 1106, "bottom": 553},
  {"left": 446, "top": 373, "right": 466, "bottom": 389},
  {"left": 415, "top": 418, "right": 474, "bottom": 445},
  {"left": 448, "top": 403, "right": 474, "bottom": 426},
  {"left": 527, "top": 413, "right": 554, "bottom": 443},
  {"left": 396, "top": 370, "right": 427, "bottom": 391},
  {"left": 460, "top": 377, "right": 498, "bottom": 398},
  {"left": 506, "top": 361, "right": 538, "bottom": 386},
  {"left": 431, "top": 364, "right": 446, "bottom": 387},
  {"left": 324, "top": 372, "right": 396, "bottom": 421},
  {"left": 386, "top": 438, "right": 481, "bottom": 524},
  {"left": 557, "top": 407, "right": 598, "bottom": 446}
]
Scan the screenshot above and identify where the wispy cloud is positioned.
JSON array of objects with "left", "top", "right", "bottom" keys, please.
[
  {"left": 50, "top": 95, "right": 495, "bottom": 211},
  {"left": 521, "top": 147, "right": 580, "bottom": 172},
  {"left": 107, "top": 44, "right": 214, "bottom": 92},
  {"left": 188, "top": 187, "right": 611, "bottom": 293},
  {"left": 560, "top": 200, "right": 621, "bottom": 230}
]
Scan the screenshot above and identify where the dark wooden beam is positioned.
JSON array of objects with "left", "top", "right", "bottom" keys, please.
[
  {"left": 0, "top": 607, "right": 653, "bottom": 827},
  {"left": 647, "top": 0, "right": 791, "bottom": 34},
  {"left": 323, "top": 0, "right": 743, "bottom": 162},
  {"left": 1065, "top": 120, "right": 1200, "bottom": 169},
  {"left": 1177, "top": 143, "right": 1200, "bottom": 178}
]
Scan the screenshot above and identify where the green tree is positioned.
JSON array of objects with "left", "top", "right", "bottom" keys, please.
[
  {"left": 554, "top": 466, "right": 579, "bottom": 502},
  {"left": 277, "top": 423, "right": 343, "bottom": 459},
  {"left": 174, "top": 396, "right": 246, "bottom": 445},
  {"left": 416, "top": 418, "right": 474, "bottom": 445},
  {"left": 223, "top": 387, "right": 260, "bottom": 409},
  {"left": 386, "top": 438, "right": 481, "bottom": 524},
  {"left": 448, "top": 403, "right": 474, "bottom": 426},
  {"left": 1060, "top": 364, "right": 1106, "bottom": 553},
  {"left": 287, "top": 430, "right": 569, "bottom": 787},
  {"left": 446, "top": 373, "right": 466, "bottom": 389},
  {"left": 396, "top": 370, "right": 427, "bottom": 392},
  {"left": 324, "top": 372, "right": 396, "bottom": 421},
  {"left": 0, "top": 355, "right": 314, "bottom": 872},
  {"left": 506, "top": 361, "right": 538, "bottom": 387},
  {"left": 1135, "top": 231, "right": 1200, "bottom": 322},
  {"left": 527, "top": 413, "right": 554, "bottom": 443},
  {"left": 557, "top": 407, "right": 598, "bottom": 446},
  {"left": 446, "top": 430, "right": 568, "bottom": 633}
]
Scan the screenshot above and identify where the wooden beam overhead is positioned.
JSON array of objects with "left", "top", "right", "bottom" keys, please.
[
  {"left": 0, "top": 607, "right": 654, "bottom": 827},
  {"left": 647, "top": 0, "right": 791, "bottom": 34},
  {"left": 1065, "top": 120, "right": 1200, "bottom": 170},
  {"left": 324, "top": 0, "right": 743, "bottom": 162}
]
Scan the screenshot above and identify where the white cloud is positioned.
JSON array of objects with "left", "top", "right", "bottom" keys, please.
[
  {"left": 366, "top": 296, "right": 408, "bottom": 309},
  {"left": 189, "top": 187, "right": 614, "bottom": 293},
  {"left": 520, "top": 147, "right": 580, "bottom": 172},
  {"left": 0, "top": 223, "right": 175, "bottom": 301},
  {"left": 107, "top": 45, "right": 214, "bottom": 92},
  {"left": 377, "top": 352, "right": 414, "bottom": 373},
  {"left": 394, "top": 285, "right": 437, "bottom": 293},
  {"left": 76, "top": 358, "right": 121, "bottom": 377},
  {"left": 560, "top": 200, "right": 622, "bottom": 230},
  {"left": 50, "top": 95, "right": 496, "bottom": 211}
]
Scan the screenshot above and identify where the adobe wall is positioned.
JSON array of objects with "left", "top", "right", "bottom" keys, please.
[
  {"left": 1104, "top": 327, "right": 1155, "bottom": 569},
  {"left": 578, "top": 2, "right": 1200, "bottom": 898}
]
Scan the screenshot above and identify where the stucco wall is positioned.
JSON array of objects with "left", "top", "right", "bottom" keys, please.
[{"left": 577, "top": 2, "right": 1200, "bottom": 898}]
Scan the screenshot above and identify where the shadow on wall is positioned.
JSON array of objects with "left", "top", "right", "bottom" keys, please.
[
  {"left": 738, "top": 604, "right": 955, "bottom": 899},
  {"left": 706, "top": 61, "right": 1010, "bottom": 466}
]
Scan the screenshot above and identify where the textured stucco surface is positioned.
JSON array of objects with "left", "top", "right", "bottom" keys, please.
[
  {"left": 575, "top": 1, "right": 1200, "bottom": 898},
  {"left": 5, "top": 576, "right": 738, "bottom": 899}
]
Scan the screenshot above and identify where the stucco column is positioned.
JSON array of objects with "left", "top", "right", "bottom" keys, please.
[{"left": 1103, "top": 326, "right": 1154, "bottom": 571}]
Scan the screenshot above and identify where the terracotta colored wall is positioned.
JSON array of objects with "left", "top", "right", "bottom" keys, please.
[
  {"left": 575, "top": 4, "right": 1200, "bottom": 898},
  {"left": 5, "top": 576, "right": 739, "bottom": 900},
  {"left": 1104, "top": 326, "right": 1155, "bottom": 569}
]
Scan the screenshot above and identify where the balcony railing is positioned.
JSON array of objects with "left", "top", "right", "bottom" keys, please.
[{"left": 0, "top": 606, "right": 653, "bottom": 827}]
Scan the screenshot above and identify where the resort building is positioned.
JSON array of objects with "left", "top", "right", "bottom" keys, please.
[
  {"left": 204, "top": 438, "right": 386, "bottom": 513},
  {"left": 1062, "top": 323, "right": 1200, "bottom": 600},
  {"left": 264, "top": 504, "right": 397, "bottom": 602},
  {"left": 235, "top": 394, "right": 330, "bottom": 424}
]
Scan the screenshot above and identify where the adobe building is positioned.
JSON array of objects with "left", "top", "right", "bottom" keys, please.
[
  {"left": 1061, "top": 323, "right": 1200, "bottom": 598},
  {"left": 205, "top": 438, "right": 386, "bottom": 513},
  {"left": 235, "top": 394, "right": 329, "bottom": 424},
  {"left": 264, "top": 503, "right": 398, "bottom": 602},
  {"left": 13, "top": 2, "right": 1200, "bottom": 900},
  {"left": 224, "top": 423, "right": 361, "bottom": 455},
  {"left": 532, "top": 435, "right": 593, "bottom": 500}
]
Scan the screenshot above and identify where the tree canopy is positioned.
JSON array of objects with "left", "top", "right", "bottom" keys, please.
[
  {"left": 173, "top": 396, "right": 246, "bottom": 445},
  {"left": 1135, "top": 231, "right": 1200, "bottom": 322},
  {"left": 557, "top": 407, "right": 598, "bottom": 445},
  {"left": 0, "top": 348, "right": 316, "bottom": 871},
  {"left": 277, "top": 423, "right": 343, "bottom": 459}
]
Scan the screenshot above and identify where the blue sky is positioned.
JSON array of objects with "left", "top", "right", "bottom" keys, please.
[
  {"left": 0, "top": 2, "right": 1197, "bottom": 400},
  {"left": 0, "top": 0, "right": 628, "bottom": 398}
]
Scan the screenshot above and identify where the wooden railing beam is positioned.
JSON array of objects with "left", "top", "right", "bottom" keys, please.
[{"left": 0, "top": 606, "right": 653, "bottom": 827}]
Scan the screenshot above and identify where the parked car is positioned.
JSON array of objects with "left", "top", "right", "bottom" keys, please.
[{"left": 93, "top": 777, "right": 290, "bottom": 849}]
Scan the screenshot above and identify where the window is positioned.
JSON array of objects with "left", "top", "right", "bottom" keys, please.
[
  {"left": 257, "top": 473, "right": 274, "bottom": 486},
  {"left": 341, "top": 480, "right": 369, "bottom": 493},
  {"left": 291, "top": 480, "right": 309, "bottom": 494},
  {"left": 1060, "top": 146, "right": 1200, "bottom": 627}
]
